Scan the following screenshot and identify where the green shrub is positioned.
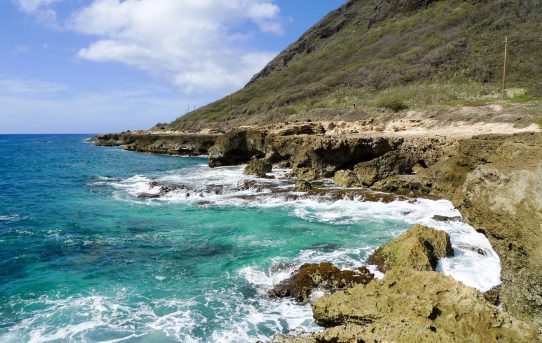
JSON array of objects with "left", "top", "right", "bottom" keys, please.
[{"left": 374, "top": 95, "right": 409, "bottom": 112}]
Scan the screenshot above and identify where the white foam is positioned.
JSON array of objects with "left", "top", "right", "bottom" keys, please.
[
  {"left": 97, "top": 164, "right": 501, "bottom": 292},
  {"left": 0, "top": 214, "right": 20, "bottom": 222}
]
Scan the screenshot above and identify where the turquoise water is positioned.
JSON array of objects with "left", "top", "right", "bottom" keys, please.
[{"left": 0, "top": 135, "right": 500, "bottom": 342}]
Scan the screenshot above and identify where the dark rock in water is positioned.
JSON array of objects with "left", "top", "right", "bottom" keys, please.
[
  {"left": 457, "top": 245, "right": 486, "bottom": 256},
  {"left": 432, "top": 215, "right": 462, "bottom": 222},
  {"left": 243, "top": 158, "right": 272, "bottom": 178},
  {"left": 369, "top": 225, "right": 453, "bottom": 272},
  {"left": 268, "top": 262, "right": 374, "bottom": 303},
  {"left": 270, "top": 262, "right": 296, "bottom": 274},
  {"left": 484, "top": 285, "right": 502, "bottom": 306},
  {"left": 294, "top": 179, "right": 312, "bottom": 192},
  {"left": 137, "top": 193, "right": 161, "bottom": 199}
]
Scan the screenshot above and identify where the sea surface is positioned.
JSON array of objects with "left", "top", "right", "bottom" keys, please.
[{"left": 0, "top": 134, "right": 501, "bottom": 343}]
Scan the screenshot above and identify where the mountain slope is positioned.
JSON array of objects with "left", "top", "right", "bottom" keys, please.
[{"left": 168, "top": 0, "right": 542, "bottom": 131}]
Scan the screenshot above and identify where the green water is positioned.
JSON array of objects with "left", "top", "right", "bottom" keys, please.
[{"left": 0, "top": 135, "right": 499, "bottom": 342}]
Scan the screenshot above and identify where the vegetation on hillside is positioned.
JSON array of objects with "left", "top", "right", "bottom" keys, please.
[{"left": 168, "top": 0, "right": 542, "bottom": 130}]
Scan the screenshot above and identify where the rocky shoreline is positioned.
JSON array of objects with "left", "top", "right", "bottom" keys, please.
[{"left": 92, "top": 123, "right": 542, "bottom": 341}]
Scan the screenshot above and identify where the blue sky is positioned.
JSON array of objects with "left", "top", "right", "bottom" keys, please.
[{"left": 0, "top": 0, "right": 345, "bottom": 134}]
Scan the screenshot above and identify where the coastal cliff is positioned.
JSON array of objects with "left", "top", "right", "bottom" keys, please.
[
  {"left": 91, "top": 0, "right": 542, "bottom": 339},
  {"left": 92, "top": 125, "right": 542, "bottom": 334}
]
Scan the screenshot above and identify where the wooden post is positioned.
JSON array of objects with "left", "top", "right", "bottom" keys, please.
[{"left": 502, "top": 36, "right": 508, "bottom": 100}]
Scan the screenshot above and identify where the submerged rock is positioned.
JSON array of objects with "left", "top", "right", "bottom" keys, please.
[
  {"left": 369, "top": 225, "right": 453, "bottom": 272},
  {"left": 243, "top": 158, "right": 272, "bottom": 178},
  {"left": 268, "top": 262, "right": 374, "bottom": 303}
]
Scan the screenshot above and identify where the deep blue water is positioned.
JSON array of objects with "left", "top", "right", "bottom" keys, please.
[{"left": 0, "top": 134, "right": 498, "bottom": 342}]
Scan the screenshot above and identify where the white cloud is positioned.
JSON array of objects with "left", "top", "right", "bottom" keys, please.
[
  {"left": 70, "top": 0, "right": 282, "bottom": 95},
  {"left": 14, "top": 0, "right": 61, "bottom": 25}
]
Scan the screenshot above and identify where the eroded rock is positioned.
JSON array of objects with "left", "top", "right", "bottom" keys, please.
[
  {"left": 333, "top": 170, "right": 359, "bottom": 188},
  {"left": 294, "top": 179, "right": 312, "bottom": 192},
  {"left": 244, "top": 158, "right": 272, "bottom": 178},
  {"left": 368, "top": 225, "right": 453, "bottom": 272},
  {"left": 268, "top": 262, "right": 374, "bottom": 303},
  {"left": 306, "top": 268, "right": 539, "bottom": 343}
]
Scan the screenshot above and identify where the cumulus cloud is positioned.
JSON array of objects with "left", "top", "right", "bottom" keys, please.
[{"left": 70, "top": 0, "right": 282, "bottom": 95}]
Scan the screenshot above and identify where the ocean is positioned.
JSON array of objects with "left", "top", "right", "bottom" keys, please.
[{"left": 0, "top": 134, "right": 500, "bottom": 342}]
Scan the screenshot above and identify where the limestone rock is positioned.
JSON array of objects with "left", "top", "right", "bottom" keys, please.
[
  {"left": 268, "top": 262, "right": 374, "bottom": 303},
  {"left": 354, "top": 151, "right": 415, "bottom": 186},
  {"left": 368, "top": 225, "right": 453, "bottom": 272},
  {"left": 333, "top": 170, "right": 359, "bottom": 187},
  {"left": 243, "top": 158, "right": 272, "bottom": 178},
  {"left": 308, "top": 268, "right": 540, "bottom": 343},
  {"left": 294, "top": 179, "right": 312, "bottom": 192}
]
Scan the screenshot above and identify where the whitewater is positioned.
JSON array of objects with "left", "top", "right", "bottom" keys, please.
[{"left": 0, "top": 135, "right": 500, "bottom": 343}]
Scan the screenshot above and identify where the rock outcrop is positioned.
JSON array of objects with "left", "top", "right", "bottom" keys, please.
[
  {"left": 91, "top": 132, "right": 218, "bottom": 156},
  {"left": 268, "top": 262, "right": 374, "bottom": 303},
  {"left": 369, "top": 225, "right": 453, "bottom": 272},
  {"left": 369, "top": 132, "right": 542, "bottom": 328},
  {"left": 277, "top": 268, "right": 539, "bottom": 343},
  {"left": 243, "top": 158, "right": 272, "bottom": 177}
]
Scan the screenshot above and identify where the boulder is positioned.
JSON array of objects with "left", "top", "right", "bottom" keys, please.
[
  {"left": 269, "top": 262, "right": 374, "bottom": 303},
  {"left": 294, "top": 179, "right": 312, "bottom": 192},
  {"left": 243, "top": 158, "right": 272, "bottom": 177},
  {"left": 354, "top": 151, "right": 415, "bottom": 186},
  {"left": 333, "top": 170, "right": 359, "bottom": 187},
  {"left": 368, "top": 225, "right": 453, "bottom": 272},
  {"left": 304, "top": 268, "right": 539, "bottom": 343}
]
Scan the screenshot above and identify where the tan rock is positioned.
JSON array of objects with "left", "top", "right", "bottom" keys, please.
[
  {"left": 304, "top": 268, "right": 539, "bottom": 343},
  {"left": 368, "top": 225, "right": 453, "bottom": 272},
  {"left": 333, "top": 170, "right": 359, "bottom": 187},
  {"left": 244, "top": 158, "right": 272, "bottom": 177}
]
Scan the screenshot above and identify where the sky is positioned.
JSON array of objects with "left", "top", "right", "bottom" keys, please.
[{"left": 0, "top": 0, "right": 346, "bottom": 134}]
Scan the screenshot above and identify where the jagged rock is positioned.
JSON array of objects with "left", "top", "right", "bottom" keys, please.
[
  {"left": 484, "top": 285, "right": 502, "bottom": 306},
  {"left": 333, "top": 170, "right": 359, "bottom": 187},
  {"left": 268, "top": 262, "right": 374, "bottom": 303},
  {"left": 92, "top": 132, "right": 218, "bottom": 155},
  {"left": 294, "top": 179, "right": 312, "bottom": 192},
  {"left": 368, "top": 225, "right": 453, "bottom": 272},
  {"left": 291, "top": 167, "right": 322, "bottom": 180},
  {"left": 208, "top": 130, "right": 256, "bottom": 167},
  {"left": 243, "top": 158, "right": 272, "bottom": 177},
  {"left": 354, "top": 151, "right": 415, "bottom": 186},
  {"left": 432, "top": 215, "right": 462, "bottom": 222},
  {"left": 303, "top": 268, "right": 539, "bottom": 343}
]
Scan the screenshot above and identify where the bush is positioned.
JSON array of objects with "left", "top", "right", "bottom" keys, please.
[{"left": 374, "top": 95, "right": 409, "bottom": 112}]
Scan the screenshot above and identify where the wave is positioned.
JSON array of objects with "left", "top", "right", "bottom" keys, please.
[
  {"left": 0, "top": 214, "right": 21, "bottom": 223},
  {"left": 92, "top": 165, "right": 500, "bottom": 292}
]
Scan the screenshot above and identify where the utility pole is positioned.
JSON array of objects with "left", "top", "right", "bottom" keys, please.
[
  {"left": 502, "top": 36, "right": 508, "bottom": 100},
  {"left": 229, "top": 95, "right": 233, "bottom": 116}
]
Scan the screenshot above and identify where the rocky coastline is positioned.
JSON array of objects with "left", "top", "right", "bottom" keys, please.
[{"left": 92, "top": 122, "right": 542, "bottom": 341}]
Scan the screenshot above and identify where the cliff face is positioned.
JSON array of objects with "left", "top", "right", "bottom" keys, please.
[
  {"left": 371, "top": 132, "right": 542, "bottom": 327},
  {"left": 455, "top": 135, "right": 542, "bottom": 327}
]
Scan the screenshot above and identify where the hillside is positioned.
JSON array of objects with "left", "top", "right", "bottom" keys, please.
[{"left": 167, "top": 0, "right": 542, "bottom": 131}]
